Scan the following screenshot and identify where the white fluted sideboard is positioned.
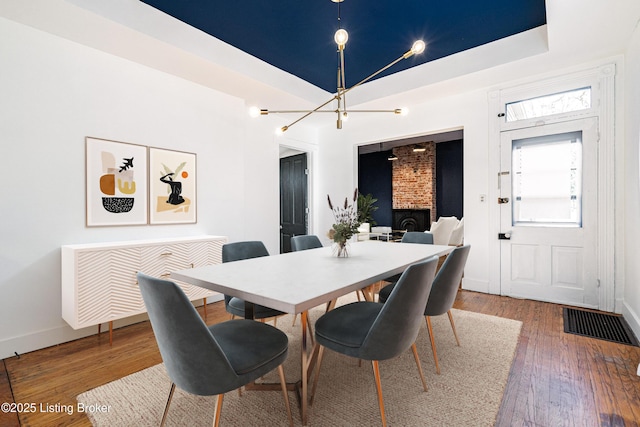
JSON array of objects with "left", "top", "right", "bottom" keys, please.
[{"left": 62, "top": 235, "right": 227, "bottom": 341}]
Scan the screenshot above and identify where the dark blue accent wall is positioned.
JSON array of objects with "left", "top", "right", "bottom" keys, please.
[
  {"left": 358, "top": 151, "right": 393, "bottom": 227},
  {"left": 436, "top": 140, "right": 464, "bottom": 219}
]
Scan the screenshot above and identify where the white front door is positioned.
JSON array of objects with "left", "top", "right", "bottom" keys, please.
[{"left": 499, "top": 117, "right": 599, "bottom": 308}]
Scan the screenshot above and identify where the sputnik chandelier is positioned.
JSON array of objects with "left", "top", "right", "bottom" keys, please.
[{"left": 251, "top": 0, "right": 426, "bottom": 134}]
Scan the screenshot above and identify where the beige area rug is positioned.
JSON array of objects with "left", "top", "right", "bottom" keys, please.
[{"left": 78, "top": 299, "right": 522, "bottom": 426}]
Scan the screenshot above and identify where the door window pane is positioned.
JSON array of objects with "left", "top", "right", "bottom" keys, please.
[
  {"left": 506, "top": 87, "right": 591, "bottom": 122},
  {"left": 512, "top": 131, "right": 582, "bottom": 226}
]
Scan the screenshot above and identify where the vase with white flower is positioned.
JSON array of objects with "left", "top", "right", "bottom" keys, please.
[{"left": 327, "top": 189, "right": 361, "bottom": 257}]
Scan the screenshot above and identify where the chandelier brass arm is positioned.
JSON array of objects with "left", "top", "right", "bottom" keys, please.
[
  {"left": 251, "top": 0, "right": 426, "bottom": 134},
  {"left": 337, "top": 43, "right": 423, "bottom": 99}
]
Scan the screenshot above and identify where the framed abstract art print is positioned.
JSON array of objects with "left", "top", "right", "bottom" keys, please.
[
  {"left": 85, "top": 137, "right": 148, "bottom": 226},
  {"left": 149, "top": 147, "right": 197, "bottom": 224}
]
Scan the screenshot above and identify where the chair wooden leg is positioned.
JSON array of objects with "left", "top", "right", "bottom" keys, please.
[
  {"left": 212, "top": 393, "right": 224, "bottom": 427},
  {"left": 425, "top": 316, "right": 441, "bottom": 374},
  {"left": 160, "top": 383, "right": 176, "bottom": 427},
  {"left": 447, "top": 310, "right": 461, "bottom": 346},
  {"left": 309, "top": 345, "right": 325, "bottom": 406},
  {"left": 277, "top": 364, "right": 294, "bottom": 427},
  {"left": 371, "top": 360, "right": 387, "bottom": 427},
  {"left": 411, "top": 343, "right": 428, "bottom": 391}
]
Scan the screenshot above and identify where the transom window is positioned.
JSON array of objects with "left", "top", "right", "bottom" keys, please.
[
  {"left": 505, "top": 87, "right": 591, "bottom": 122},
  {"left": 512, "top": 131, "right": 583, "bottom": 226}
]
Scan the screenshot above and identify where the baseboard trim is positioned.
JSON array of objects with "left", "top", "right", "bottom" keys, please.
[
  {"left": 621, "top": 301, "right": 640, "bottom": 344},
  {"left": 461, "top": 277, "right": 492, "bottom": 294}
]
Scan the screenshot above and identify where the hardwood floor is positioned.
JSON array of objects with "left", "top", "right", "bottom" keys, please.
[{"left": 1, "top": 291, "right": 639, "bottom": 426}]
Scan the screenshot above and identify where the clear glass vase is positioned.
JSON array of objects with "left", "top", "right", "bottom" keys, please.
[{"left": 333, "top": 239, "right": 349, "bottom": 257}]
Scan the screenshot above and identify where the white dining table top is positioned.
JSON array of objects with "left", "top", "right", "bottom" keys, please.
[{"left": 171, "top": 240, "right": 453, "bottom": 315}]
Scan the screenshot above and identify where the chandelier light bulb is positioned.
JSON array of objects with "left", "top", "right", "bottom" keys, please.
[
  {"left": 248, "top": 106, "right": 261, "bottom": 118},
  {"left": 411, "top": 40, "right": 426, "bottom": 55},
  {"left": 334, "top": 29, "right": 349, "bottom": 47}
]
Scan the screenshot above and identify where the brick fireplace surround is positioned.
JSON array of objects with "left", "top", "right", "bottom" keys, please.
[{"left": 391, "top": 142, "right": 436, "bottom": 228}]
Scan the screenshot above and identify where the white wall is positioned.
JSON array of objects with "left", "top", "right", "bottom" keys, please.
[
  {"left": 622, "top": 23, "right": 640, "bottom": 337},
  {"left": 0, "top": 17, "right": 295, "bottom": 358},
  {"left": 317, "top": 90, "right": 492, "bottom": 293}
]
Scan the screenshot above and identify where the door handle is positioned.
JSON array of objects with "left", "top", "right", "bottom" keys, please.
[
  {"left": 498, "top": 232, "right": 511, "bottom": 240},
  {"left": 498, "top": 197, "right": 510, "bottom": 204}
]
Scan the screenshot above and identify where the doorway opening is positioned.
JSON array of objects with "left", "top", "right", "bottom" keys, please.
[
  {"left": 357, "top": 130, "right": 463, "bottom": 231},
  {"left": 280, "top": 149, "right": 309, "bottom": 253}
]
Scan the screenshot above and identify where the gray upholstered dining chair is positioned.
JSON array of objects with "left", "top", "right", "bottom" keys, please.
[
  {"left": 222, "top": 241, "right": 286, "bottom": 321},
  {"left": 378, "top": 244, "right": 471, "bottom": 374},
  {"left": 290, "top": 234, "right": 323, "bottom": 252},
  {"left": 309, "top": 257, "right": 439, "bottom": 427},
  {"left": 401, "top": 231, "right": 434, "bottom": 244},
  {"left": 137, "top": 273, "right": 293, "bottom": 427}
]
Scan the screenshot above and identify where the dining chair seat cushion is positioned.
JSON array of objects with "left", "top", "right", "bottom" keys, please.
[
  {"left": 210, "top": 319, "right": 288, "bottom": 376},
  {"left": 315, "top": 302, "right": 383, "bottom": 357},
  {"left": 226, "top": 296, "right": 285, "bottom": 319}
]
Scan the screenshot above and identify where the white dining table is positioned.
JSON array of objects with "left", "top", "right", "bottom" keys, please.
[{"left": 171, "top": 240, "right": 453, "bottom": 425}]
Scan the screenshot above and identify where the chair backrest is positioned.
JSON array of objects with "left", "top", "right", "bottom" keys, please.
[
  {"left": 222, "top": 241, "right": 270, "bottom": 305},
  {"left": 222, "top": 241, "right": 269, "bottom": 263},
  {"left": 137, "top": 273, "right": 238, "bottom": 396},
  {"left": 425, "top": 245, "right": 471, "bottom": 316},
  {"left": 360, "top": 257, "right": 439, "bottom": 360},
  {"left": 401, "top": 231, "right": 434, "bottom": 244},
  {"left": 291, "top": 235, "right": 323, "bottom": 252}
]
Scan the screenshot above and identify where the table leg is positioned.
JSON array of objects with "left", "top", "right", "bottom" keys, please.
[
  {"left": 242, "top": 303, "right": 315, "bottom": 425},
  {"left": 244, "top": 301, "right": 255, "bottom": 320},
  {"left": 300, "top": 311, "right": 309, "bottom": 425}
]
